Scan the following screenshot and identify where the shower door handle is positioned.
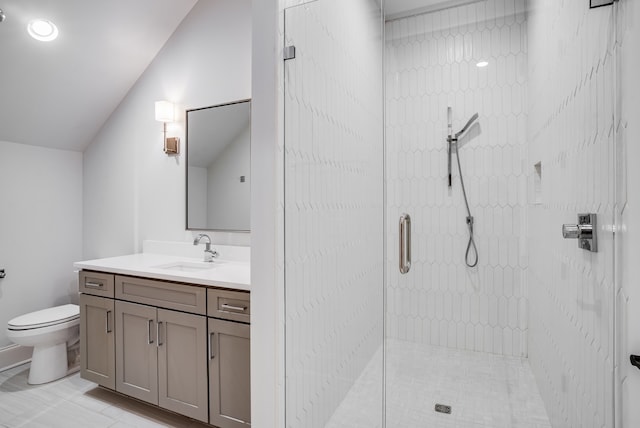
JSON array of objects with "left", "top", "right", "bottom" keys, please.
[{"left": 399, "top": 213, "right": 411, "bottom": 274}]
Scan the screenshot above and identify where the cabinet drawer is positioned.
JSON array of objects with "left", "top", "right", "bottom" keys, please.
[
  {"left": 207, "top": 289, "right": 250, "bottom": 323},
  {"left": 115, "top": 275, "right": 206, "bottom": 315},
  {"left": 79, "top": 271, "right": 115, "bottom": 298}
]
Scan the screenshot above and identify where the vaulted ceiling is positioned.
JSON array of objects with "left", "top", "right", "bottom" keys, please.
[
  {"left": 0, "top": 0, "right": 481, "bottom": 152},
  {"left": 0, "top": 0, "right": 197, "bottom": 151}
]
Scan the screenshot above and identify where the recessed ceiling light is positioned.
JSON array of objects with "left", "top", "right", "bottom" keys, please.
[
  {"left": 27, "top": 19, "right": 59, "bottom": 42},
  {"left": 476, "top": 61, "right": 489, "bottom": 68}
]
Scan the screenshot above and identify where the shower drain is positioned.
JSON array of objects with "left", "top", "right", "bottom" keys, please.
[{"left": 434, "top": 404, "right": 452, "bottom": 414}]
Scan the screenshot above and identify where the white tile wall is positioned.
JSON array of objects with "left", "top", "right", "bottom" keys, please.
[
  {"left": 527, "top": 1, "right": 616, "bottom": 427},
  {"left": 385, "top": 0, "right": 529, "bottom": 358},
  {"left": 254, "top": 0, "right": 640, "bottom": 427},
  {"left": 282, "top": 1, "right": 384, "bottom": 427},
  {"left": 616, "top": 1, "right": 640, "bottom": 426}
]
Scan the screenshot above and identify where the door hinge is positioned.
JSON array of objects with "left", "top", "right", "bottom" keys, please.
[
  {"left": 283, "top": 45, "right": 296, "bottom": 61},
  {"left": 590, "top": 0, "right": 617, "bottom": 8}
]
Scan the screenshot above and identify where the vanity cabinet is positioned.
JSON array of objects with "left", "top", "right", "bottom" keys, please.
[
  {"left": 114, "top": 300, "right": 157, "bottom": 403},
  {"left": 158, "top": 308, "right": 208, "bottom": 421},
  {"left": 79, "top": 293, "right": 115, "bottom": 389},
  {"left": 78, "top": 269, "right": 250, "bottom": 427},
  {"left": 209, "top": 318, "right": 251, "bottom": 427},
  {"left": 208, "top": 288, "right": 251, "bottom": 427},
  {"left": 115, "top": 300, "right": 208, "bottom": 423}
]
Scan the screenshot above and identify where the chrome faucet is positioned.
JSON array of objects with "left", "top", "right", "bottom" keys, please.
[{"left": 193, "top": 234, "right": 219, "bottom": 262}]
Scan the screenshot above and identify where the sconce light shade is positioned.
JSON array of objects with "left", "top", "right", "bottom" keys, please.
[
  {"left": 155, "top": 100, "right": 174, "bottom": 122},
  {"left": 155, "top": 100, "right": 179, "bottom": 155}
]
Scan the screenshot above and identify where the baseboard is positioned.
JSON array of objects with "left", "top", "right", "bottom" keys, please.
[{"left": 0, "top": 344, "right": 32, "bottom": 372}]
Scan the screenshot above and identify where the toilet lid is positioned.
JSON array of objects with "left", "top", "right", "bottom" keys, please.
[{"left": 8, "top": 304, "right": 79, "bottom": 330}]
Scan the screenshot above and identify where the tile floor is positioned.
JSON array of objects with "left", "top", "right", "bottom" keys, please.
[
  {"left": 2, "top": 341, "right": 551, "bottom": 428},
  {"left": 328, "top": 339, "right": 552, "bottom": 428},
  {"left": 0, "top": 364, "right": 209, "bottom": 428}
]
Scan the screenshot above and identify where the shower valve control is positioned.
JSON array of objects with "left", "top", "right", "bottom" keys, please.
[{"left": 562, "top": 213, "right": 597, "bottom": 252}]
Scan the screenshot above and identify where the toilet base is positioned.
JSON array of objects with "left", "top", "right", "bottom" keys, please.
[{"left": 28, "top": 342, "right": 69, "bottom": 385}]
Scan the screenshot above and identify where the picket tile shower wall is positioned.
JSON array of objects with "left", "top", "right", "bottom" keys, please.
[
  {"left": 527, "top": 2, "right": 616, "bottom": 427},
  {"left": 278, "top": 0, "right": 620, "bottom": 427},
  {"left": 385, "top": 0, "right": 529, "bottom": 357},
  {"left": 283, "top": 1, "right": 384, "bottom": 427}
]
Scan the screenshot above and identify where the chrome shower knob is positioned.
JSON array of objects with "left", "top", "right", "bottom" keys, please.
[
  {"left": 562, "top": 224, "right": 580, "bottom": 239},
  {"left": 562, "top": 213, "right": 597, "bottom": 252}
]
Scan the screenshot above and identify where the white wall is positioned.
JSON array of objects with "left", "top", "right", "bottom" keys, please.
[
  {"left": 385, "top": 0, "right": 529, "bottom": 357},
  {"left": 616, "top": 0, "right": 640, "bottom": 426},
  {"left": 187, "top": 166, "right": 207, "bottom": 227},
  {"left": 527, "top": 2, "right": 616, "bottom": 427},
  {"left": 250, "top": 0, "right": 282, "bottom": 425},
  {"left": 83, "top": 0, "right": 251, "bottom": 259},
  {"left": 206, "top": 126, "right": 251, "bottom": 230},
  {"left": 0, "top": 141, "right": 82, "bottom": 348}
]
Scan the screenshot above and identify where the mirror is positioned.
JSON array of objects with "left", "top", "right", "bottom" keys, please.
[{"left": 186, "top": 99, "right": 250, "bottom": 231}]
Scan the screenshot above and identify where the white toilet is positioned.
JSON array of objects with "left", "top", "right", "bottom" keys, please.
[{"left": 6, "top": 304, "right": 80, "bottom": 385}]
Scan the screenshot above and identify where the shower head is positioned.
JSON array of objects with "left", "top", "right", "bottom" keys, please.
[
  {"left": 455, "top": 113, "right": 479, "bottom": 139},
  {"left": 447, "top": 109, "right": 480, "bottom": 188}
]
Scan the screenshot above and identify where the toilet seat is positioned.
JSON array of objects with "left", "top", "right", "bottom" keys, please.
[{"left": 8, "top": 304, "right": 79, "bottom": 331}]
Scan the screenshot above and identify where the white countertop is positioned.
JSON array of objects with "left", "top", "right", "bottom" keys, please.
[{"left": 74, "top": 253, "right": 250, "bottom": 291}]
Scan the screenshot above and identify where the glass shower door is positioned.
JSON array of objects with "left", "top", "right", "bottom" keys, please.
[
  {"left": 283, "top": 1, "right": 385, "bottom": 427},
  {"left": 383, "top": 0, "right": 617, "bottom": 427}
]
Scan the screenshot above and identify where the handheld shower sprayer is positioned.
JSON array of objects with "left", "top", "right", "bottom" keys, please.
[
  {"left": 446, "top": 107, "right": 480, "bottom": 268},
  {"left": 447, "top": 109, "right": 479, "bottom": 187},
  {"left": 455, "top": 113, "right": 479, "bottom": 139},
  {"left": 447, "top": 107, "right": 453, "bottom": 187}
]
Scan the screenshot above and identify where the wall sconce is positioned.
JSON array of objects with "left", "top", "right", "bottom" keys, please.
[{"left": 155, "top": 100, "right": 180, "bottom": 155}]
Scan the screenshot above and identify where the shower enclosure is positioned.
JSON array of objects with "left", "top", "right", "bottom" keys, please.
[{"left": 282, "top": 0, "right": 618, "bottom": 427}]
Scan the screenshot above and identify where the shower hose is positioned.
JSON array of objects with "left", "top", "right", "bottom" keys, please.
[{"left": 454, "top": 145, "right": 479, "bottom": 268}]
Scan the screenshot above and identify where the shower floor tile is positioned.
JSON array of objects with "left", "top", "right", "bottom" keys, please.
[{"left": 327, "top": 339, "right": 552, "bottom": 428}]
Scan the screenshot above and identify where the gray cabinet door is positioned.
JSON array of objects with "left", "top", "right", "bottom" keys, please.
[
  {"left": 157, "top": 309, "right": 208, "bottom": 423},
  {"left": 115, "top": 300, "right": 158, "bottom": 405},
  {"left": 209, "top": 318, "right": 251, "bottom": 427},
  {"left": 80, "top": 294, "right": 115, "bottom": 389}
]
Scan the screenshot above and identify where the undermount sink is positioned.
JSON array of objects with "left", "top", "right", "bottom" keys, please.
[{"left": 153, "top": 261, "right": 224, "bottom": 272}]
